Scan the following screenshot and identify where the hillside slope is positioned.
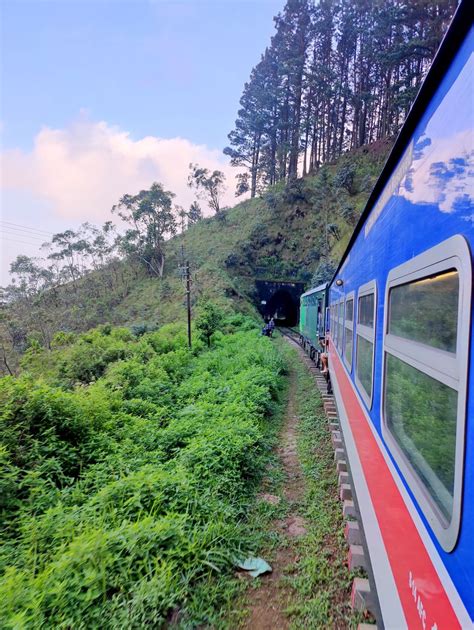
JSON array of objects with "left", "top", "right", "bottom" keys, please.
[
  {"left": 114, "top": 138, "right": 391, "bottom": 325},
  {"left": 1, "top": 139, "right": 391, "bottom": 373}
]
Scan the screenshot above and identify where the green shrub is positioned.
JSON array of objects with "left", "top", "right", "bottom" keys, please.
[
  {"left": 0, "top": 317, "right": 285, "bottom": 627},
  {"left": 51, "top": 331, "right": 76, "bottom": 348},
  {"left": 144, "top": 322, "right": 189, "bottom": 354},
  {"left": 196, "top": 301, "right": 224, "bottom": 346},
  {"left": 0, "top": 376, "right": 89, "bottom": 474}
]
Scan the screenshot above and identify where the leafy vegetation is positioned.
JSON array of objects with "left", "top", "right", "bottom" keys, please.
[
  {"left": 112, "top": 182, "right": 178, "bottom": 278},
  {"left": 187, "top": 163, "right": 226, "bottom": 215},
  {"left": 1, "top": 141, "right": 390, "bottom": 375},
  {"left": 196, "top": 300, "right": 224, "bottom": 347},
  {"left": 225, "top": 0, "right": 456, "bottom": 196},
  {"left": 0, "top": 315, "right": 287, "bottom": 628}
]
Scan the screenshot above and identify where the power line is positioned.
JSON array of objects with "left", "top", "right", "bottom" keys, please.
[
  {"left": 0, "top": 236, "right": 46, "bottom": 248},
  {"left": 1, "top": 226, "right": 51, "bottom": 240},
  {"left": 0, "top": 220, "right": 54, "bottom": 236},
  {"left": 1, "top": 229, "right": 48, "bottom": 243},
  {"left": 1, "top": 220, "right": 54, "bottom": 235},
  {"left": 0, "top": 228, "right": 48, "bottom": 243}
]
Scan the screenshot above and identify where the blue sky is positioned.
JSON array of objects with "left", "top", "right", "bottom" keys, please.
[
  {"left": 0, "top": 0, "right": 284, "bottom": 283},
  {"left": 2, "top": 0, "right": 283, "bottom": 150}
]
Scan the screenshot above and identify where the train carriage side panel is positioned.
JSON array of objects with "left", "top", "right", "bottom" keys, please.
[
  {"left": 328, "top": 11, "right": 473, "bottom": 629},
  {"left": 299, "top": 295, "right": 307, "bottom": 336},
  {"left": 299, "top": 283, "right": 327, "bottom": 348}
]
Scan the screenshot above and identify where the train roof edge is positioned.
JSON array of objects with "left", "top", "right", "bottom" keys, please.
[
  {"left": 300, "top": 282, "right": 328, "bottom": 298},
  {"left": 329, "top": 0, "right": 472, "bottom": 287}
]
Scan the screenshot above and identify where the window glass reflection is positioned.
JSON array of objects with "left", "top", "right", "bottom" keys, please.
[
  {"left": 356, "top": 334, "right": 373, "bottom": 397},
  {"left": 345, "top": 329, "right": 353, "bottom": 366},
  {"left": 338, "top": 302, "right": 343, "bottom": 349},
  {"left": 346, "top": 299, "right": 354, "bottom": 323},
  {"left": 389, "top": 271, "right": 459, "bottom": 352},
  {"left": 385, "top": 354, "right": 456, "bottom": 522},
  {"left": 359, "top": 294, "right": 374, "bottom": 327}
]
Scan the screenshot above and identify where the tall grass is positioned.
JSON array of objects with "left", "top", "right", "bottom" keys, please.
[{"left": 0, "top": 318, "right": 285, "bottom": 628}]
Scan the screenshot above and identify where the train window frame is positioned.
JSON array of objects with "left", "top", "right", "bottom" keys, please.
[
  {"left": 334, "top": 301, "right": 340, "bottom": 347},
  {"left": 343, "top": 291, "right": 355, "bottom": 371},
  {"left": 355, "top": 280, "right": 377, "bottom": 409},
  {"left": 332, "top": 303, "right": 336, "bottom": 342},
  {"left": 337, "top": 300, "right": 344, "bottom": 353},
  {"left": 380, "top": 235, "right": 472, "bottom": 552}
]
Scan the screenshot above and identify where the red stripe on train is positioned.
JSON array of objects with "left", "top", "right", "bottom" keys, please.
[{"left": 329, "top": 340, "right": 461, "bottom": 629}]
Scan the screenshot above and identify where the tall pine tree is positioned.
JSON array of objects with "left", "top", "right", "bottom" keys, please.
[{"left": 225, "top": 0, "right": 457, "bottom": 196}]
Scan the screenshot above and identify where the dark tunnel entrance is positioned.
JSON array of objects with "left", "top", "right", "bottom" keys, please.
[
  {"left": 266, "top": 290, "right": 299, "bottom": 327},
  {"left": 255, "top": 280, "right": 305, "bottom": 328}
]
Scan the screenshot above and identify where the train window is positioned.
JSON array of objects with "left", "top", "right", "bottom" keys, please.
[
  {"left": 385, "top": 354, "right": 457, "bottom": 521},
  {"left": 337, "top": 301, "right": 344, "bottom": 352},
  {"left": 355, "top": 281, "right": 376, "bottom": 407},
  {"left": 389, "top": 270, "right": 459, "bottom": 352},
  {"left": 358, "top": 293, "right": 375, "bottom": 327},
  {"left": 317, "top": 299, "right": 324, "bottom": 338},
  {"left": 382, "top": 236, "right": 471, "bottom": 551},
  {"left": 345, "top": 298, "right": 354, "bottom": 323},
  {"left": 343, "top": 293, "right": 354, "bottom": 370},
  {"left": 356, "top": 336, "right": 374, "bottom": 394}
]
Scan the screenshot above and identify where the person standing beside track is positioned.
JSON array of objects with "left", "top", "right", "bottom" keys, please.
[{"left": 268, "top": 317, "right": 275, "bottom": 336}]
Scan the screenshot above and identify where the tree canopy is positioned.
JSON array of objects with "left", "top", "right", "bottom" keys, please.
[
  {"left": 225, "top": 0, "right": 456, "bottom": 196},
  {"left": 188, "top": 163, "right": 226, "bottom": 214},
  {"left": 112, "top": 182, "right": 177, "bottom": 277},
  {"left": 188, "top": 201, "right": 203, "bottom": 224}
]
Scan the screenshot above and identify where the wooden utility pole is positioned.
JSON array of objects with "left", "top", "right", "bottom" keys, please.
[
  {"left": 178, "top": 244, "right": 192, "bottom": 348},
  {"left": 185, "top": 260, "right": 192, "bottom": 348}
]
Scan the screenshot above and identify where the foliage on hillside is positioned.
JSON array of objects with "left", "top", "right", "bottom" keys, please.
[
  {"left": 170, "top": 139, "right": 391, "bottom": 287},
  {"left": 88, "top": 139, "right": 390, "bottom": 329},
  {"left": 1, "top": 140, "right": 390, "bottom": 375},
  {"left": 1, "top": 0, "right": 455, "bottom": 374},
  {"left": 0, "top": 315, "right": 286, "bottom": 627},
  {"left": 225, "top": 0, "right": 456, "bottom": 194}
]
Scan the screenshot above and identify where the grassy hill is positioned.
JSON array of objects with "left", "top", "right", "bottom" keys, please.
[
  {"left": 1, "top": 138, "right": 391, "bottom": 374},
  {"left": 113, "top": 138, "right": 391, "bottom": 325}
]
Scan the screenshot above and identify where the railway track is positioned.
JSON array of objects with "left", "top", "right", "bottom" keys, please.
[{"left": 278, "top": 326, "right": 301, "bottom": 344}]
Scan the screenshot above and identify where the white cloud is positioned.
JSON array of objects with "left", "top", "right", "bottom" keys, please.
[
  {"left": 399, "top": 130, "right": 473, "bottom": 215},
  {"left": 1, "top": 116, "right": 244, "bottom": 223}
]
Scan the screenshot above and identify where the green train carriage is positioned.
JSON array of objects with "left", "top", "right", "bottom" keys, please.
[{"left": 299, "top": 282, "right": 328, "bottom": 361}]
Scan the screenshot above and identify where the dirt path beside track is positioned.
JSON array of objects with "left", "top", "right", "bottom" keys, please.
[
  {"left": 237, "top": 338, "right": 364, "bottom": 630},
  {"left": 242, "top": 365, "right": 305, "bottom": 630}
]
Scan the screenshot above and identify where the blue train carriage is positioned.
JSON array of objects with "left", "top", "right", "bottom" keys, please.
[
  {"left": 299, "top": 282, "right": 328, "bottom": 361},
  {"left": 327, "top": 3, "right": 473, "bottom": 628}
]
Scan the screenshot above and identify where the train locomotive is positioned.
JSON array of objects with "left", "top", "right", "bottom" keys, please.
[{"left": 298, "top": 3, "right": 473, "bottom": 627}]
